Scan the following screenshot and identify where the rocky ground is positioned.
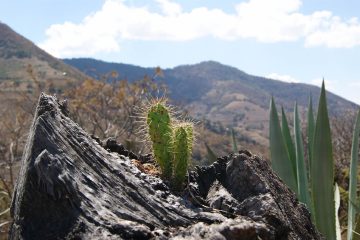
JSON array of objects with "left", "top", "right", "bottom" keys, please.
[{"left": 9, "top": 94, "right": 322, "bottom": 239}]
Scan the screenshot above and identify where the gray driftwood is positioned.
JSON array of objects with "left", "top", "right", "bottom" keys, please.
[{"left": 9, "top": 94, "right": 322, "bottom": 239}]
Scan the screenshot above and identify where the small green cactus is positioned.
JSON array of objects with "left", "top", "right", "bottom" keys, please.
[
  {"left": 147, "top": 102, "right": 173, "bottom": 179},
  {"left": 145, "top": 100, "right": 194, "bottom": 189},
  {"left": 173, "top": 123, "right": 193, "bottom": 190}
]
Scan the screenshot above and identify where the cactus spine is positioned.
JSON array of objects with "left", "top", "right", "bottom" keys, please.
[{"left": 147, "top": 102, "right": 173, "bottom": 179}]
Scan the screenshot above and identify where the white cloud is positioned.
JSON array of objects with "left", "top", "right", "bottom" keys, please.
[
  {"left": 305, "top": 16, "right": 360, "bottom": 48},
  {"left": 155, "top": 0, "right": 182, "bottom": 16},
  {"left": 41, "top": 21, "right": 120, "bottom": 57},
  {"left": 266, "top": 73, "right": 300, "bottom": 83},
  {"left": 39, "top": 0, "right": 360, "bottom": 57}
]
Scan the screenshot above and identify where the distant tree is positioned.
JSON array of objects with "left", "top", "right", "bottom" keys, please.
[{"left": 64, "top": 71, "right": 167, "bottom": 153}]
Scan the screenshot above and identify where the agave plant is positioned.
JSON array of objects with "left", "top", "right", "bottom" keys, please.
[
  {"left": 204, "top": 142, "right": 218, "bottom": 163},
  {"left": 347, "top": 110, "right": 360, "bottom": 240},
  {"left": 231, "top": 128, "right": 238, "bottom": 153},
  {"left": 269, "top": 81, "right": 360, "bottom": 240}
]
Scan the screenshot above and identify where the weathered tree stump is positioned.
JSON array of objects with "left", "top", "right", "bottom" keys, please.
[{"left": 9, "top": 94, "right": 322, "bottom": 239}]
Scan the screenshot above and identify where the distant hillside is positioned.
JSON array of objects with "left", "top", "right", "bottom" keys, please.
[
  {"left": 62, "top": 58, "right": 153, "bottom": 81},
  {"left": 64, "top": 58, "right": 358, "bottom": 148},
  {"left": 64, "top": 58, "right": 357, "bottom": 113},
  {"left": 0, "top": 22, "right": 86, "bottom": 102}
]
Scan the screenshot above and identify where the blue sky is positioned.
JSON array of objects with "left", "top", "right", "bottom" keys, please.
[{"left": 1, "top": 0, "right": 360, "bottom": 104}]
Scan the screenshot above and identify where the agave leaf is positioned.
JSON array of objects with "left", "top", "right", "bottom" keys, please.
[
  {"left": 348, "top": 109, "right": 360, "bottom": 240},
  {"left": 294, "top": 103, "right": 311, "bottom": 209},
  {"left": 311, "top": 81, "right": 336, "bottom": 239},
  {"left": 350, "top": 199, "right": 360, "bottom": 213},
  {"left": 282, "top": 107, "right": 297, "bottom": 184},
  {"left": 307, "top": 95, "right": 316, "bottom": 223},
  {"left": 269, "top": 97, "right": 297, "bottom": 193},
  {"left": 231, "top": 128, "right": 238, "bottom": 153},
  {"left": 204, "top": 142, "right": 217, "bottom": 164},
  {"left": 353, "top": 215, "right": 360, "bottom": 240},
  {"left": 307, "top": 94, "right": 315, "bottom": 174},
  {"left": 352, "top": 193, "right": 360, "bottom": 240}
]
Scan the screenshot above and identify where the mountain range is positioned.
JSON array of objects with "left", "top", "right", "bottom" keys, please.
[
  {"left": 0, "top": 21, "right": 358, "bottom": 157},
  {"left": 63, "top": 58, "right": 358, "bottom": 148}
]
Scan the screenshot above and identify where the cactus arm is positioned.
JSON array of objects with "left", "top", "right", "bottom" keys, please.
[
  {"left": 173, "top": 126, "right": 189, "bottom": 190},
  {"left": 147, "top": 103, "right": 173, "bottom": 179},
  {"left": 173, "top": 123, "right": 194, "bottom": 190}
]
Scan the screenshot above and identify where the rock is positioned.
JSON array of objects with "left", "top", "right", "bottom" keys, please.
[
  {"left": 9, "top": 94, "right": 322, "bottom": 239},
  {"left": 169, "top": 218, "right": 271, "bottom": 240},
  {"left": 190, "top": 151, "right": 322, "bottom": 239},
  {"left": 206, "top": 180, "right": 240, "bottom": 213}
]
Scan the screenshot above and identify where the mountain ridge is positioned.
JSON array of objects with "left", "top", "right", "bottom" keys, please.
[
  {"left": 64, "top": 58, "right": 358, "bottom": 149},
  {"left": 0, "top": 22, "right": 86, "bottom": 99},
  {"left": 64, "top": 57, "right": 358, "bottom": 111}
]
